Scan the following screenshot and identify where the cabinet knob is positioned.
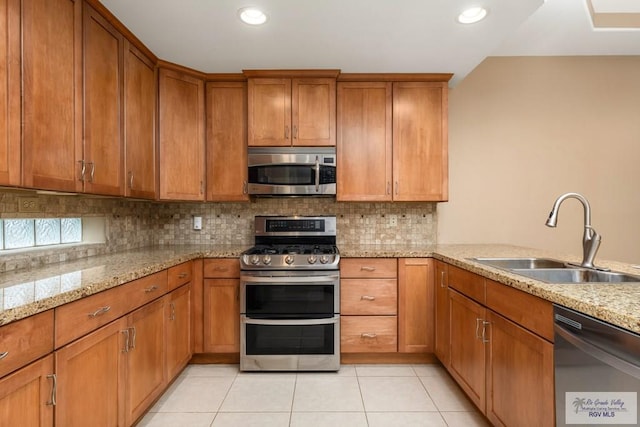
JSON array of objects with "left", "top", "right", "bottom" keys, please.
[
  {"left": 361, "top": 333, "right": 377, "bottom": 339},
  {"left": 360, "top": 295, "right": 376, "bottom": 301},
  {"left": 361, "top": 266, "right": 376, "bottom": 272}
]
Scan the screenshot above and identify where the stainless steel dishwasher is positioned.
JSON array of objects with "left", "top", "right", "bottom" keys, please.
[{"left": 554, "top": 305, "right": 640, "bottom": 426}]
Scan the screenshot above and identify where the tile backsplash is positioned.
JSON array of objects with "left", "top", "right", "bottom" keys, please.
[{"left": 0, "top": 190, "right": 437, "bottom": 272}]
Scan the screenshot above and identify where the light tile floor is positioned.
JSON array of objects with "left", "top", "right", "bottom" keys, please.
[{"left": 138, "top": 364, "right": 491, "bottom": 427}]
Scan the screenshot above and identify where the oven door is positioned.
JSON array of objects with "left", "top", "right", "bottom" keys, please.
[
  {"left": 241, "top": 273, "right": 340, "bottom": 318},
  {"left": 240, "top": 315, "right": 340, "bottom": 371}
]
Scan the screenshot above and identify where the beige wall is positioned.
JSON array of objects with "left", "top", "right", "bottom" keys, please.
[{"left": 438, "top": 56, "right": 640, "bottom": 264}]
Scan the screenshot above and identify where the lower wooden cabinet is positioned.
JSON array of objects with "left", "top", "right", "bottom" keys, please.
[
  {"left": 203, "top": 278, "right": 240, "bottom": 353},
  {"left": 341, "top": 316, "right": 397, "bottom": 352},
  {"left": 486, "top": 311, "right": 554, "bottom": 427},
  {"left": 398, "top": 258, "right": 434, "bottom": 353},
  {"left": 166, "top": 284, "right": 192, "bottom": 379},
  {"left": 124, "top": 298, "right": 166, "bottom": 426},
  {"left": 55, "top": 318, "right": 127, "bottom": 427},
  {"left": 434, "top": 261, "right": 449, "bottom": 367},
  {"left": 0, "top": 354, "right": 54, "bottom": 427}
]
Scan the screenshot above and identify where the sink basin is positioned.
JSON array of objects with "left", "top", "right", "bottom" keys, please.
[
  {"left": 470, "top": 257, "right": 567, "bottom": 269},
  {"left": 511, "top": 268, "right": 640, "bottom": 283}
]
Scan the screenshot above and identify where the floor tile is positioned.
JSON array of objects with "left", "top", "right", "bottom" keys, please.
[
  {"left": 440, "top": 411, "right": 492, "bottom": 427},
  {"left": 412, "top": 364, "right": 449, "bottom": 378},
  {"left": 137, "top": 412, "right": 216, "bottom": 427},
  {"left": 219, "top": 374, "right": 296, "bottom": 412},
  {"left": 356, "top": 364, "right": 418, "bottom": 377},
  {"left": 153, "top": 376, "right": 234, "bottom": 413},
  {"left": 211, "top": 412, "right": 290, "bottom": 427},
  {"left": 367, "top": 412, "right": 448, "bottom": 427},
  {"left": 293, "top": 376, "right": 364, "bottom": 411},
  {"left": 290, "top": 411, "right": 368, "bottom": 427},
  {"left": 183, "top": 364, "right": 239, "bottom": 377},
  {"left": 420, "top": 374, "right": 477, "bottom": 412},
  {"left": 359, "top": 377, "right": 438, "bottom": 412}
]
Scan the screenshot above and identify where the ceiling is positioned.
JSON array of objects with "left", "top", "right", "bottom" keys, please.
[{"left": 100, "top": 0, "right": 640, "bottom": 86}]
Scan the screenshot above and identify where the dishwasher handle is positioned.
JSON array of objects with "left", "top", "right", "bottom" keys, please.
[{"left": 555, "top": 323, "right": 640, "bottom": 380}]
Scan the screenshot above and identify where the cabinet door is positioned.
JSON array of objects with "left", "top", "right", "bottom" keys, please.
[
  {"left": 124, "top": 41, "right": 156, "bottom": 200},
  {"left": 337, "top": 82, "right": 392, "bottom": 201},
  {"left": 206, "top": 82, "right": 248, "bottom": 201},
  {"left": 247, "top": 78, "right": 291, "bottom": 146},
  {"left": 158, "top": 68, "right": 205, "bottom": 200},
  {"left": 0, "top": 0, "right": 19, "bottom": 186},
  {"left": 203, "top": 279, "right": 239, "bottom": 353},
  {"left": 83, "top": 4, "right": 124, "bottom": 196},
  {"left": 166, "top": 284, "right": 192, "bottom": 380},
  {"left": 0, "top": 354, "right": 54, "bottom": 427},
  {"left": 292, "top": 78, "right": 335, "bottom": 146},
  {"left": 392, "top": 82, "right": 448, "bottom": 201},
  {"left": 22, "top": 0, "right": 82, "bottom": 192},
  {"left": 398, "top": 258, "right": 434, "bottom": 353},
  {"left": 434, "top": 261, "right": 450, "bottom": 367},
  {"left": 55, "top": 317, "right": 127, "bottom": 427},
  {"left": 486, "top": 311, "right": 554, "bottom": 427},
  {"left": 448, "top": 289, "right": 486, "bottom": 412},
  {"left": 125, "top": 298, "right": 166, "bottom": 426}
]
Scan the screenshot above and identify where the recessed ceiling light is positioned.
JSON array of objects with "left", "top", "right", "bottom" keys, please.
[
  {"left": 238, "top": 7, "right": 268, "bottom": 25},
  {"left": 457, "top": 7, "right": 488, "bottom": 24}
]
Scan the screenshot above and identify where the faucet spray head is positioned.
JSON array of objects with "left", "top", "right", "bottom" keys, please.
[{"left": 545, "top": 210, "right": 558, "bottom": 227}]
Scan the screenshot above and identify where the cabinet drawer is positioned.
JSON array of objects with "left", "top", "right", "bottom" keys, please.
[
  {"left": 55, "top": 271, "right": 168, "bottom": 348},
  {"left": 168, "top": 261, "right": 192, "bottom": 290},
  {"left": 341, "top": 279, "right": 397, "bottom": 315},
  {"left": 448, "top": 265, "right": 485, "bottom": 304},
  {"left": 341, "top": 258, "right": 397, "bottom": 279},
  {"left": 203, "top": 258, "right": 240, "bottom": 278},
  {"left": 0, "top": 310, "right": 54, "bottom": 378},
  {"left": 341, "top": 316, "right": 397, "bottom": 352},
  {"left": 485, "top": 279, "right": 554, "bottom": 342}
]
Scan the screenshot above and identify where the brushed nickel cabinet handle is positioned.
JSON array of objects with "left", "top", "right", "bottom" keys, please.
[
  {"left": 178, "top": 272, "right": 188, "bottom": 279},
  {"left": 128, "top": 171, "right": 134, "bottom": 189},
  {"left": 88, "top": 162, "right": 95, "bottom": 183},
  {"left": 361, "top": 266, "right": 376, "bottom": 272},
  {"left": 0, "top": 351, "right": 8, "bottom": 360},
  {"left": 46, "top": 374, "right": 57, "bottom": 406},
  {"left": 395, "top": 181, "right": 399, "bottom": 195},
  {"left": 360, "top": 295, "right": 376, "bottom": 301},
  {"left": 387, "top": 181, "right": 390, "bottom": 195},
  {"left": 144, "top": 285, "right": 159, "bottom": 293},
  {"left": 361, "top": 333, "right": 377, "bottom": 339},
  {"left": 88, "top": 306, "right": 111, "bottom": 318},
  {"left": 122, "top": 329, "right": 130, "bottom": 353},
  {"left": 440, "top": 271, "right": 446, "bottom": 288},
  {"left": 170, "top": 302, "right": 176, "bottom": 321},
  {"left": 475, "top": 318, "right": 483, "bottom": 340},
  {"left": 200, "top": 181, "right": 204, "bottom": 195},
  {"left": 214, "top": 266, "right": 229, "bottom": 272},
  {"left": 285, "top": 125, "right": 290, "bottom": 139},
  {"left": 243, "top": 180, "right": 248, "bottom": 194},
  {"left": 78, "top": 160, "right": 86, "bottom": 182},
  {"left": 293, "top": 125, "right": 297, "bottom": 139},
  {"left": 129, "top": 327, "right": 136, "bottom": 350},
  {"left": 482, "top": 321, "right": 490, "bottom": 344}
]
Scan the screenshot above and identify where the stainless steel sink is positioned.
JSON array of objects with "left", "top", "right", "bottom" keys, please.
[
  {"left": 470, "top": 257, "right": 567, "bottom": 269},
  {"left": 511, "top": 268, "right": 640, "bottom": 283}
]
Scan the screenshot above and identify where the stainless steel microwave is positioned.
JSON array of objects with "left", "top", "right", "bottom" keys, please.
[{"left": 247, "top": 147, "right": 337, "bottom": 196}]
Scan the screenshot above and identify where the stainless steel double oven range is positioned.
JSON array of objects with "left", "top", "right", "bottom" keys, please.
[{"left": 240, "top": 216, "right": 340, "bottom": 372}]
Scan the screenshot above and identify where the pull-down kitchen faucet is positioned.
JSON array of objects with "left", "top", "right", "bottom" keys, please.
[{"left": 545, "top": 192, "right": 607, "bottom": 270}]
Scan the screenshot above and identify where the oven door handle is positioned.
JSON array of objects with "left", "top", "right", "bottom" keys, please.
[
  {"left": 241, "top": 275, "right": 339, "bottom": 284},
  {"left": 243, "top": 316, "right": 339, "bottom": 326}
]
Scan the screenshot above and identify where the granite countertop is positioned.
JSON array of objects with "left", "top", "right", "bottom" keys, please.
[
  {"left": 0, "top": 244, "right": 248, "bottom": 326},
  {"left": 1, "top": 243, "right": 639, "bottom": 336}
]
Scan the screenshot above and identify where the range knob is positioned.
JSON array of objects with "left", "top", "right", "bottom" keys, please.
[
  {"left": 320, "top": 255, "right": 330, "bottom": 264},
  {"left": 262, "top": 255, "right": 272, "bottom": 265},
  {"left": 285, "top": 255, "right": 295, "bottom": 265},
  {"left": 307, "top": 255, "right": 317, "bottom": 264},
  {"left": 250, "top": 255, "right": 260, "bottom": 265}
]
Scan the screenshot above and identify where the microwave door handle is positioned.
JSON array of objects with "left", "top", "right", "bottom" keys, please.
[
  {"left": 314, "top": 156, "right": 320, "bottom": 192},
  {"left": 241, "top": 275, "right": 340, "bottom": 284}
]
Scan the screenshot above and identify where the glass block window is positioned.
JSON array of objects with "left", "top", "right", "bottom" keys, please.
[{"left": 0, "top": 218, "right": 82, "bottom": 251}]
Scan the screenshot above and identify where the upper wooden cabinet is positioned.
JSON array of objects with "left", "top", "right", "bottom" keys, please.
[
  {"left": 206, "top": 80, "right": 249, "bottom": 201},
  {"left": 82, "top": 3, "right": 124, "bottom": 196},
  {"left": 124, "top": 42, "right": 157, "bottom": 200},
  {"left": 337, "top": 76, "right": 450, "bottom": 202},
  {"left": 393, "top": 82, "right": 448, "bottom": 201},
  {"left": 246, "top": 70, "right": 338, "bottom": 147},
  {"left": 22, "top": 0, "right": 83, "bottom": 192},
  {"left": 337, "top": 82, "right": 392, "bottom": 201},
  {"left": 158, "top": 67, "right": 205, "bottom": 201},
  {"left": 0, "top": 0, "right": 19, "bottom": 187}
]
